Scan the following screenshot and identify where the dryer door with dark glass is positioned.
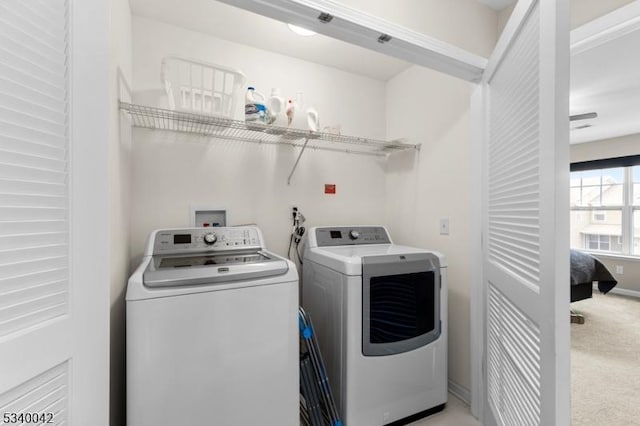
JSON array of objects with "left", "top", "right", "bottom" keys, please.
[{"left": 362, "top": 253, "right": 441, "bottom": 356}]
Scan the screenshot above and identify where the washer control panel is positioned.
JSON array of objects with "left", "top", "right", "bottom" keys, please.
[
  {"left": 152, "top": 227, "right": 262, "bottom": 255},
  {"left": 315, "top": 226, "right": 391, "bottom": 247}
]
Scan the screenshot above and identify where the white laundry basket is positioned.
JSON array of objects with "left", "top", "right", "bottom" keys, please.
[{"left": 161, "top": 56, "right": 246, "bottom": 119}]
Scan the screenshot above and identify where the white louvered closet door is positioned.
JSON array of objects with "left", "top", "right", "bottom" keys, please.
[
  {"left": 481, "top": 0, "right": 569, "bottom": 425},
  {"left": 0, "top": 1, "right": 72, "bottom": 424}
]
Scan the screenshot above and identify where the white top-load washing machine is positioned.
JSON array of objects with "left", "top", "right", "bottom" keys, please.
[
  {"left": 127, "top": 226, "right": 298, "bottom": 426},
  {"left": 303, "top": 226, "right": 447, "bottom": 426}
]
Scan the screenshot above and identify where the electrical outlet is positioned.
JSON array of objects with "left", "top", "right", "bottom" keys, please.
[
  {"left": 616, "top": 265, "right": 624, "bottom": 274},
  {"left": 440, "top": 218, "right": 449, "bottom": 235}
]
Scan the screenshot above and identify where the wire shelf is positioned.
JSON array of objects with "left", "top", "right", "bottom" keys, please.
[{"left": 119, "top": 102, "right": 420, "bottom": 157}]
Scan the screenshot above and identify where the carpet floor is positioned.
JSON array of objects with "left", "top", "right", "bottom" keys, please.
[{"left": 571, "top": 292, "right": 640, "bottom": 425}]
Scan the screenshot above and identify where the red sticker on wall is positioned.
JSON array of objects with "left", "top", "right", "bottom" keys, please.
[{"left": 324, "top": 184, "right": 336, "bottom": 194}]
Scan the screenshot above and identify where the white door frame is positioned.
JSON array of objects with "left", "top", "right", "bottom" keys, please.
[
  {"left": 468, "top": 0, "right": 640, "bottom": 420},
  {"left": 70, "top": 0, "right": 111, "bottom": 423},
  {"left": 469, "top": 83, "right": 485, "bottom": 419}
]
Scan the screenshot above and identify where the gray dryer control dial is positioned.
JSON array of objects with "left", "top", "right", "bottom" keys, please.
[{"left": 349, "top": 230, "right": 360, "bottom": 240}]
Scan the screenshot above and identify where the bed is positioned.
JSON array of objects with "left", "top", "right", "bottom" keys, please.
[{"left": 570, "top": 249, "right": 618, "bottom": 323}]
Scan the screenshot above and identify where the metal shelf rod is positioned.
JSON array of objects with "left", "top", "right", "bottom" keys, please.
[{"left": 288, "top": 137, "right": 310, "bottom": 185}]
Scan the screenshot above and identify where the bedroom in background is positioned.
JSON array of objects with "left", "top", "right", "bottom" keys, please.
[{"left": 566, "top": 1, "right": 640, "bottom": 424}]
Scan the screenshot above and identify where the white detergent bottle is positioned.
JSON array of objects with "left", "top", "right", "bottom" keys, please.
[
  {"left": 266, "top": 88, "right": 285, "bottom": 126},
  {"left": 245, "top": 87, "right": 267, "bottom": 123},
  {"left": 306, "top": 107, "right": 320, "bottom": 132}
]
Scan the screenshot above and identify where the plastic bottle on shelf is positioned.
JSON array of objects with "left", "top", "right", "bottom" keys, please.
[
  {"left": 285, "top": 92, "right": 319, "bottom": 131},
  {"left": 266, "top": 88, "right": 285, "bottom": 126},
  {"left": 285, "top": 99, "right": 295, "bottom": 127},
  {"left": 306, "top": 108, "right": 320, "bottom": 132},
  {"left": 245, "top": 87, "right": 267, "bottom": 123},
  {"left": 286, "top": 91, "right": 308, "bottom": 129}
]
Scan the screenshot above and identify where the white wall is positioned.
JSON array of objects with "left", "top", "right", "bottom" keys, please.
[
  {"left": 385, "top": 66, "right": 478, "bottom": 392},
  {"left": 130, "top": 17, "right": 389, "bottom": 262},
  {"left": 571, "top": 133, "right": 640, "bottom": 162},
  {"left": 497, "top": 4, "right": 516, "bottom": 36},
  {"left": 109, "top": 0, "right": 132, "bottom": 425}
]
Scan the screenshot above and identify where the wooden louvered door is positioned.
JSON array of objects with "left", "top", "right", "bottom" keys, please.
[
  {"left": 481, "top": 0, "right": 570, "bottom": 425},
  {"left": 0, "top": 1, "right": 73, "bottom": 424}
]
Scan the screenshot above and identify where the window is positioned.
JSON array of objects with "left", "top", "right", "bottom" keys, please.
[
  {"left": 584, "top": 234, "right": 610, "bottom": 251},
  {"left": 633, "top": 166, "right": 640, "bottom": 255},
  {"left": 570, "top": 165, "right": 640, "bottom": 256}
]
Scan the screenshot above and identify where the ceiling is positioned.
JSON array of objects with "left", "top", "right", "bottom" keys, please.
[
  {"left": 130, "top": 0, "right": 412, "bottom": 81},
  {"left": 570, "top": 28, "right": 640, "bottom": 143}
]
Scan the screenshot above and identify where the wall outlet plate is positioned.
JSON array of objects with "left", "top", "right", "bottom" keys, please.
[{"left": 440, "top": 218, "right": 449, "bottom": 235}]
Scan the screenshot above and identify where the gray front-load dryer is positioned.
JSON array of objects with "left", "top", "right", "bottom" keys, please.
[{"left": 302, "top": 226, "right": 448, "bottom": 426}]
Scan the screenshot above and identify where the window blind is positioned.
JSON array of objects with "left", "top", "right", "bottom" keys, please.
[
  {"left": 570, "top": 155, "right": 640, "bottom": 172},
  {"left": 0, "top": 0, "right": 69, "bottom": 337}
]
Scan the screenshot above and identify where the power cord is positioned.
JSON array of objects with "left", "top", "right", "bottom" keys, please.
[
  {"left": 287, "top": 233, "right": 294, "bottom": 260},
  {"left": 294, "top": 226, "right": 305, "bottom": 265},
  {"left": 288, "top": 207, "right": 305, "bottom": 264}
]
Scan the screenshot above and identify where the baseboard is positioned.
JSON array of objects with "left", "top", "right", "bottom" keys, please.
[
  {"left": 593, "top": 283, "right": 640, "bottom": 299},
  {"left": 448, "top": 379, "right": 471, "bottom": 405}
]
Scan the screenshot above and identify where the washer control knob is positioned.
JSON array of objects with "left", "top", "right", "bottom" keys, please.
[
  {"left": 203, "top": 233, "right": 218, "bottom": 245},
  {"left": 349, "top": 230, "right": 360, "bottom": 240}
]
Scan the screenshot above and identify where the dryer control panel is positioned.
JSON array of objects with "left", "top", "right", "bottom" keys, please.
[
  {"left": 314, "top": 226, "right": 391, "bottom": 247},
  {"left": 151, "top": 227, "right": 262, "bottom": 255}
]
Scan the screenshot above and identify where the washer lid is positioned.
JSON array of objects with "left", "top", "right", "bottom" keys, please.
[
  {"left": 143, "top": 250, "right": 289, "bottom": 288},
  {"left": 305, "top": 244, "right": 446, "bottom": 276}
]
